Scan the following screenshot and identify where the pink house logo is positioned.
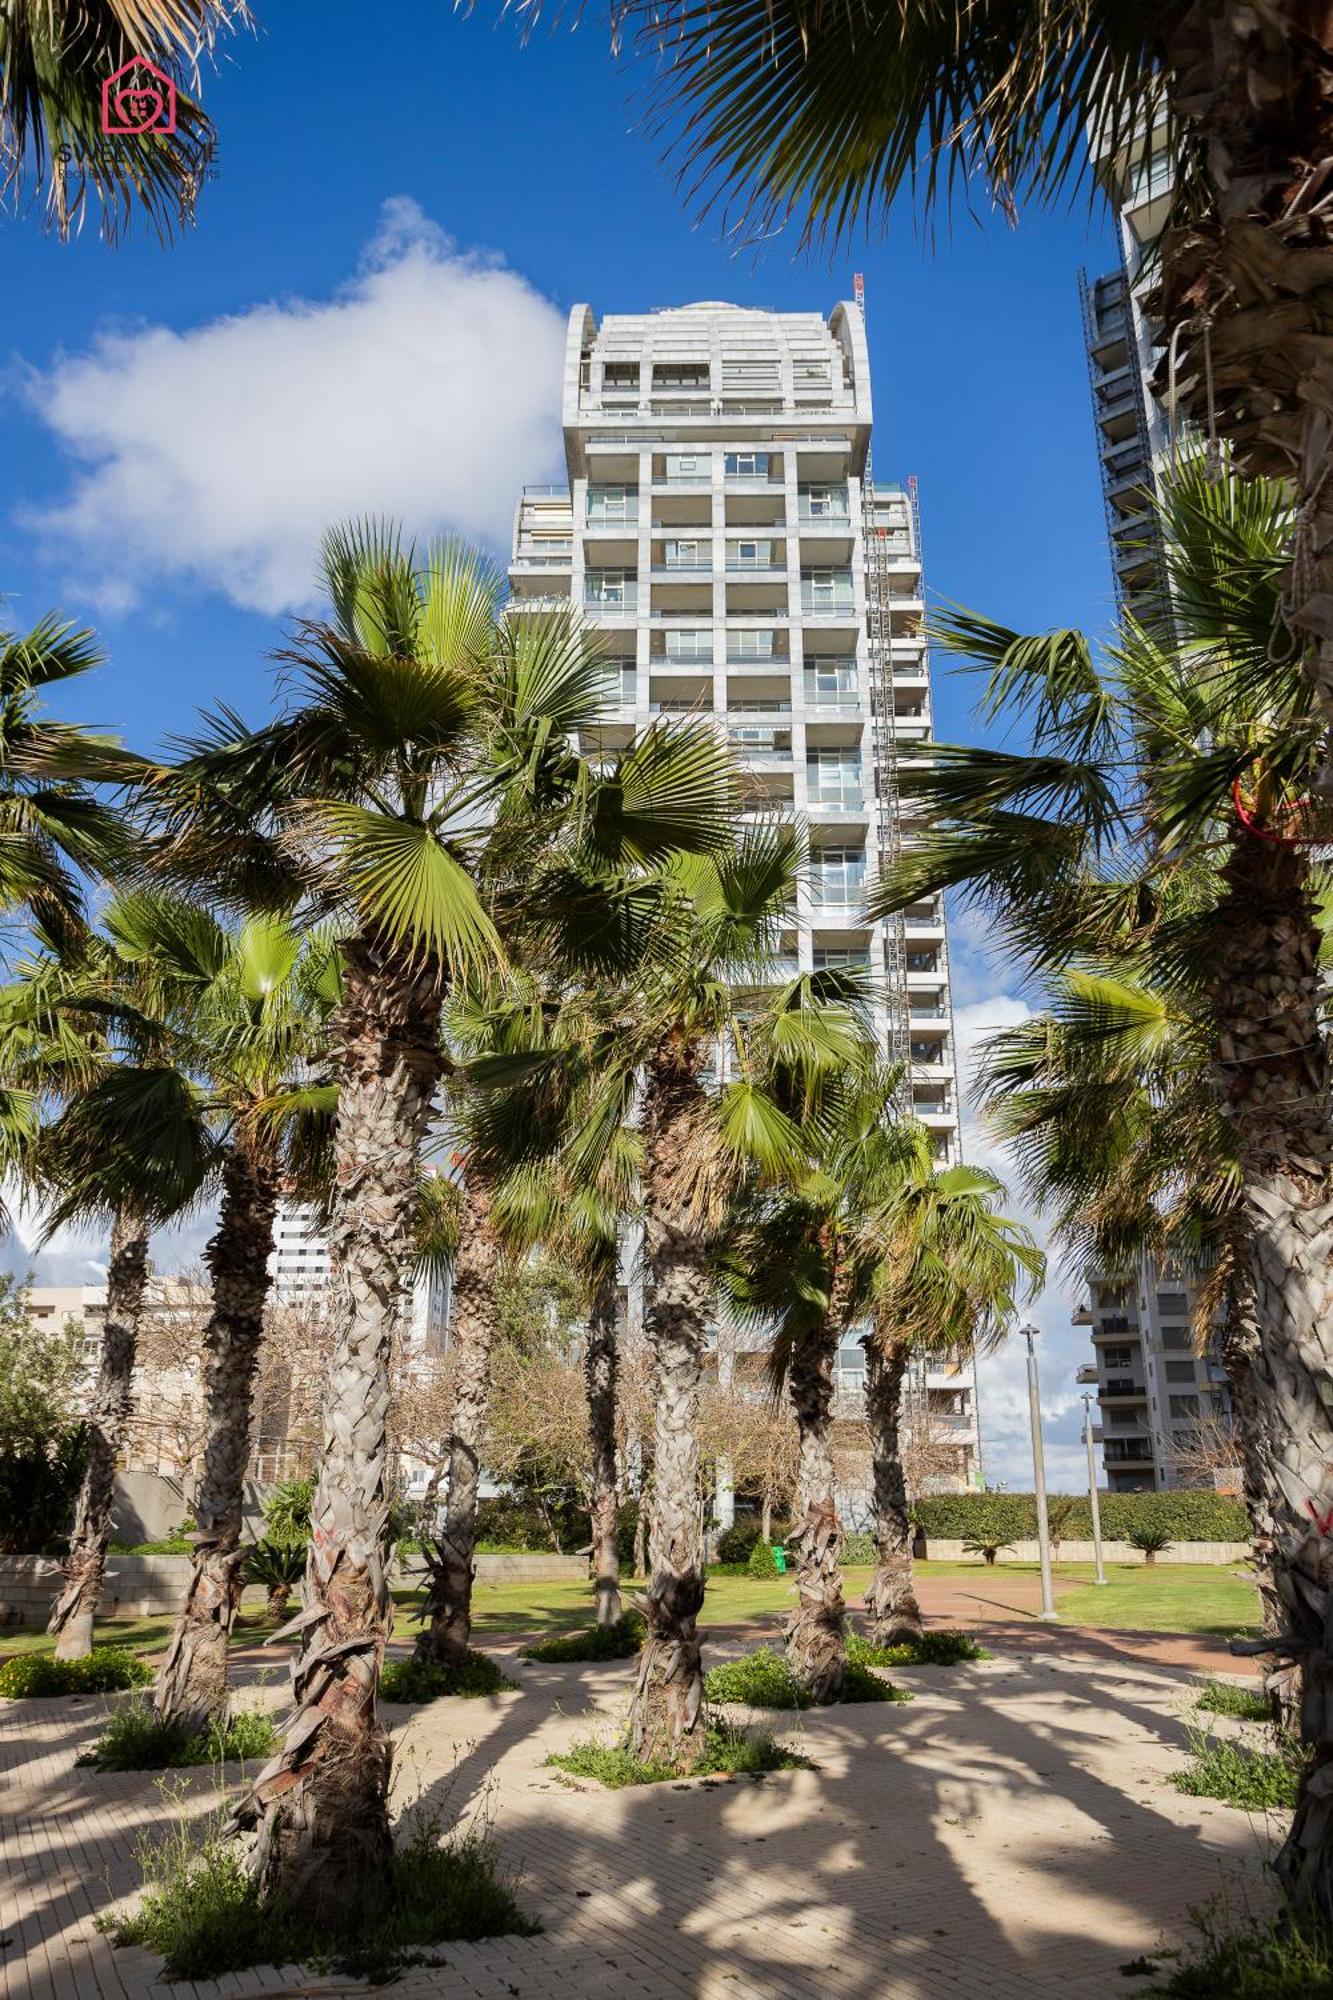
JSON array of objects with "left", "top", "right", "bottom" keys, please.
[{"left": 101, "top": 57, "right": 177, "bottom": 135}]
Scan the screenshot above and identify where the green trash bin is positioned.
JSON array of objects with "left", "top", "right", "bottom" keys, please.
[{"left": 771, "top": 1544, "right": 787, "bottom": 1575}]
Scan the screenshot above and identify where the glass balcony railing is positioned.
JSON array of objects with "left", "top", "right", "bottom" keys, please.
[
  {"left": 584, "top": 587, "right": 638, "bottom": 612},
  {"left": 801, "top": 592, "right": 856, "bottom": 618}
]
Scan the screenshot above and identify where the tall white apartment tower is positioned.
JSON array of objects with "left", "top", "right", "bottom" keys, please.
[{"left": 509, "top": 300, "right": 981, "bottom": 1492}]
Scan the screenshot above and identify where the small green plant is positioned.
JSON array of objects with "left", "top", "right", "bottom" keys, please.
[
  {"left": 519, "top": 1613, "right": 644, "bottom": 1662},
  {"left": 107, "top": 1794, "right": 536, "bottom": 1979},
  {"left": 1146, "top": 1898, "right": 1333, "bottom": 1997},
  {"left": 260, "top": 1476, "right": 314, "bottom": 1549},
  {"left": 837, "top": 1531, "right": 874, "bottom": 1566},
  {"left": 379, "top": 1650, "right": 516, "bottom": 1704},
  {"left": 962, "top": 1530, "right": 1015, "bottom": 1567},
  {"left": 705, "top": 1644, "right": 910, "bottom": 1708},
  {"left": 1044, "top": 1494, "right": 1079, "bottom": 1555},
  {"left": 847, "top": 1628, "right": 989, "bottom": 1668},
  {"left": 547, "top": 1721, "right": 812, "bottom": 1788},
  {"left": 1129, "top": 1524, "right": 1175, "bottom": 1564},
  {"left": 746, "top": 1539, "right": 780, "bottom": 1579},
  {"left": 1195, "top": 1678, "right": 1270, "bottom": 1723},
  {"left": 245, "top": 1539, "right": 305, "bottom": 1620},
  {"left": 0, "top": 1646, "right": 152, "bottom": 1697},
  {"left": 1167, "top": 1726, "right": 1303, "bottom": 1811},
  {"left": 77, "top": 1700, "right": 277, "bottom": 1771}
]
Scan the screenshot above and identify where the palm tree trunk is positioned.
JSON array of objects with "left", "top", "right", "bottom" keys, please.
[
  {"left": 1208, "top": 834, "right": 1333, "bottom": 1922},
  {"left": 586, "top": 1270, "right": 622, "bottom": 1626},
  {"left": 628, "top": 1035, "right": 710, "bottom": 1769},
  {"left": 784, "top": 1316, "right": 846, "bottom": 1703},
  {"left": 48, "top": 1211, "right": 148, "bottom": 1660},
  {"left": 154, "top": 1141, "right": 280, "bottom": 1729},
  {"left": 231, "top": 941, "right": 443, "bottom": 1923},
  {"left": 862, "top": 1334, "right": 923, "bottom": 1648},
  {"left": 416, "top": 1172, "right": 499, "bottom": 1667}
]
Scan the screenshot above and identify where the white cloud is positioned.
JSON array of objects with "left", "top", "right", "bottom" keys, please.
[
  {"left": 953, "top": 995, "right": 1094, "bottom": 1492},
  {"left": 16, "top": 200, "right": 567, "bottom": 615}
]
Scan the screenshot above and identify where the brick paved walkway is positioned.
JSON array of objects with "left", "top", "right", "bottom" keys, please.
[{"left": 0, "top": 1638, "right": 1281, "bottom": 2000}]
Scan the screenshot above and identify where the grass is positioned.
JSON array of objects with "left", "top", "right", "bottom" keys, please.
[
  {"left": 0, "top": 1646, "right": 153, "bottom": 1697},
  {"left": 547, "top": 1721, "right": 812, "bottom": 1788},
  {"left": 704, "top": 1643, "right": 910, "bottom": 1708},
  {"left": 1195, "top": 1677, "right": 1271, "bottom": 1722},
  {"left": 1167, "top": 1726, "right": 1303, "bottom": 1811},
  {"left": 846, "top": 1628, "right": 989, "bottom": 1668},
  {"left": 108, "top": 1800, "right": 537, "bottom": 1980},
  {"left": 380, "top": 1650, "right": 517, "bottom": 1704},
  {"left": 77, "top": 1700, "right": 277, "bottom": 1770},
  {"left": 0, "top": 1604, "right": 278, "bottom": 1662},
  {"left": 518, "top": 1612, "right": 645, "bottom": 1662},
  {"left": 1054, "top": 1563, "right": 1260, "bottom": 1637},
  {"left": 1147, "top": 1902, "right": 1333, "bottom": 1997}
]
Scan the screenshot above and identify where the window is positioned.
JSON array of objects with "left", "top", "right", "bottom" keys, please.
[
  {"left": 588, "top": 484, "right": 637, "bottom": 523},
  {"left": 598, "top": 661, "right": 636, "bottom": 704},
  {"left": 664, "top": 453, "right": 706, "bottom": 481},
  {"left": 662, "top": 538, "right": 706, "bottom": 568},
  {"left": 585, "top": 570, "right": 633, "bottom": 607},
  {"left": 1164, "top": 1360, "right": 1197, "bottom": 1384},
  {"left": 1157, "top": 1292, "right": 1189, "bottom": 1314},
  {"left": 800, "top": 484, "right": 847, "bottom": 518},
  {"left": 813, "top": 947, "right": 870, "bottom": 971},
  {"left": 728, "top": 629, "right": 776, "bottom": 660},
  {"left": 1169, "top": 1395, "right": 1200, "bottom": 1420},
  {"left": 722, "top": 359, "right": 780, "bottom": 390},
  {"left": 809, "top": 845, "right": 865, "bottom": 905},
  {"left": 729, "top": 539, "right": 772, "bottom": 568},
  {"left": 805, "top": 661, "right": 857, "bottom": 704},
  {"left": 806, "top": 746, "right": 862, "bottom": 804},
  {"left": 1160, "top": 1324, "right": 1192, "bottom": 1349},
  {"left": 725, "top": 451, "right": 770, "bottom": 477},
  {"left": 1106, "top": 1408, "right": 1140, "bottom": 1428},
  {"left": 1101, "top": 1345, "right": 1133, "bottom": 1371},
  {"left": 654, "top": 361, "right": 710, "bottom": 389},
  {"left": 602, "top": 362, "right": 639, "bottom": 389},
  {"left": 664, "top": 630, "right": 712, "bottom": 663},
  {"left": 802, "top": 567, "right": 853, "bottom": 609}
]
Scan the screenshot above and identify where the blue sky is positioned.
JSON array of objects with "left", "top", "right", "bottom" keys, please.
[{"left": 0, "top": 1, "right": 1125, "bottom": 1483}]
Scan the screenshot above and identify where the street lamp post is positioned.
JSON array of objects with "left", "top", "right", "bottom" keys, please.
[
  {"left": 1023, "top": 1323, "right": 1058, "bottom": 1622},
  {"left": 1082, "top": 1391, "right": 1108, "bottom": 1587}
]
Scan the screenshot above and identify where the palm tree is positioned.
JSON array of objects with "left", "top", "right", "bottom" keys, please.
[
  {"left": 863, "top": 457, "right": 1333, "bottom": 1919},
  {"left": 152, "top": 527, "right": 737, "bottom": 1918},
  {"left": 0, "top": 1, "right": 244, "bottom": 240},
  {"left": 562, "top": 0, "right": 1333, "bottom": 727},
  {"left": 861, "top": 1150, "right": 1042, "bottom": 1648}
]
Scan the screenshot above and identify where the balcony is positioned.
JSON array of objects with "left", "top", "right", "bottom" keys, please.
[
  {"left": 584, "top": 588, "right": 638, "bottom": 614},
  {"left": 1104, "top": 1439, "right": 1155, "bottom": 1465},
  {"left": 1100, "top": 1379, "right": 1147, "bottom": 1403},
  {"left": 1075, "top": 1364, "right": 1099, "bottom": 1385},
  {"left": 801, "top": 591, "right": 856, "bottom": 619}
]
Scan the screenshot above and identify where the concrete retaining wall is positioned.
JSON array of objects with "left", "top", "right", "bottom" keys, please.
[
  {"left": 0, "top": 1549, "right": 587, "bottom": 1627},
  {"left": 920, "top": 1537, "right": 1250, "bottom": 1567}
]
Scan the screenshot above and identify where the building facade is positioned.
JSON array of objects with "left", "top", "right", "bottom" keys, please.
[
  {"left": 509, "top": 299, "right": 980, "bottom": 1492},
  {"left": 1073, "top": 1258, "right": 1235, "bottom": 1493}
]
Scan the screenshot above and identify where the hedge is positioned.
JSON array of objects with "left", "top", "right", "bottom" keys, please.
[{"left": 913, "top": 1491, "right": 1249, "bottom": 1544}]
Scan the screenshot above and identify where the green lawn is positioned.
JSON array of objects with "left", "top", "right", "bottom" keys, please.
[{"left": 1, "top": 1559, "right": 1260, "bottom": 1669}]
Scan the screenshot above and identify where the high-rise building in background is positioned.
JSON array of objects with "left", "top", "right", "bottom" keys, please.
[
  {"left": 1079, "top": 116, "right": 1176, "bottom": 618},
  {"left": 508, "top": 299, "right": 981, "bottom": 1496}
]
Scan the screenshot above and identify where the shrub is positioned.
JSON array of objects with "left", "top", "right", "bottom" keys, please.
[
  {"left": 245, "top": 1540, "right": 304, "bottom": 1619},
  {"left": 715, "top": 1520, "right": 761, "bottom": 1564},
  {"left": 78, "top": 1701, "right": 277, "bottom": 1771},
  {"left": 838, "top": 1531, "right": 874, "bottom": 1566},
  {"left": 261, "top": 1477, "right": 314, "bottom": 1549},
  {"left": 108, "top": 1801, "right": 536, "bottom": 1979},
  {"left": 705, "top": 1645, "right": 910, "bottom": 1708},
  {"left": 379, "top": 1651, "right": 516, "bottom": 1704},
  {"left": 1195, "top": 1678, "right": 1270, "bottom": 1723},
  {"left": 519, "top": 1613, "right": 644, "bottom": 1663},
  {"left": 1045, "top": 1494, "right": 1079, "bottom": 1553},
  {"left": 913, "top": 1489, "right": 1249, "bottom": 1544},
  {"left": 0, "top": 1646, "right": 152, "bottom": 1697},
  {"left": 1128, "top": 1524, "right": 1174, "bottom": 1563},
  {"left": 1168, "top": 1727, "right": 1303, "bottom": 1811},
  {"left": 1145, "top": 1902, "right": 1333, "bottom": 1998},
  {"left": 547, "top": 1721, "right": 812, "bottom": 1788},
  {"left": 847, "top": 1629, "right": 989, "bottom": 1668},
  {"left": 746, "top": 1540, "right": 780, "bottom": 1580},
  {"left": 962, "top": 1530, "right": 1016, "bottom": 1566},
  {"left": 0, "top": 1423, "right": 87, "bottom": 1555}
]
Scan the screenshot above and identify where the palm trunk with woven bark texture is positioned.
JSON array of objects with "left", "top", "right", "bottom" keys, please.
[
  {"left": 1208, "top": 835, "right": 1333, "bottom": 1922},
  {"left": 154, "top": 1141, "right": 280, "bottom": 1729},
  {"left": 586, "top": 1272, "right": 622, "bottom": 1626},
  {"left": 862, "top": 1335, "right": 922, "bottom": 1648},
  {"left": 416, "top": 1173, "right": 499, "bottom": 1667},
  {"left": 784, "top": 1312, "right": 846, "bottom": 1704},
  {"left": 49, "top": 1212, "right": 148, "bottom": 1660},
  {"left": 1150, "top": 8, "right": 1333, "bottom": 725},
  {"left": 232, "top": 942, "right": 443, "bottom": 1922},
  {"left": 629, "top": 1035, "right": 710, "bottom": 1768}
]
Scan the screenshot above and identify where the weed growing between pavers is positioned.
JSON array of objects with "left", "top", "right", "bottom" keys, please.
[
  {"left": 0, "top": 1647, "right": 152, "bottom": 1697},
  {"left": 379, "top": 1650, "right": 517, "bottom": 1703},
  {"left": 77, "top": 1700, "right": 277, "bottom": 1771},
  {"left": 105, "top": 1791, "right": 537, "bottom": 1980},
  {"left": 547, "top": 1720, "right": 813, "bottom": 1788},
  {"left": 1194, "top": 1678, "right": 1271, "bottom": 1723},
  {"left": 846, "top": 1628, "right": 990, "bottom": 1668},
  {"left": 1167, "top": 1726, "right": 1303, "bottom": 1811},
  {"left": 1147, "top": 1896, "right": 1333, "bottom": 1997},
  {"left": 704, "top": 1644, "right": 911, "bottom": 1709},
  {"left": 519, "top": 1613, "right": 645, "bottom": 1662}
]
